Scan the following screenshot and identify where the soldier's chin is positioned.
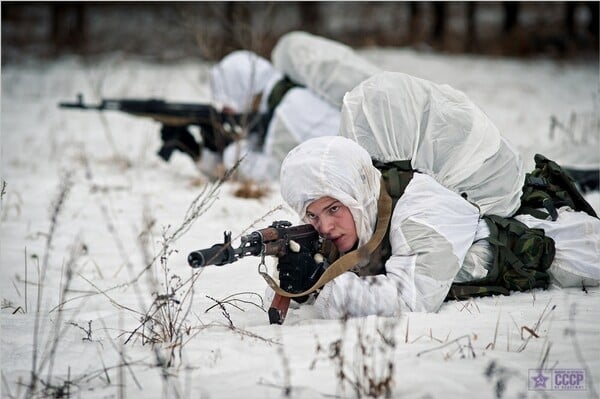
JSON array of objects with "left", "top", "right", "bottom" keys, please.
[{"left": 334, "top": 237, "right": 353, "bottom": 253}]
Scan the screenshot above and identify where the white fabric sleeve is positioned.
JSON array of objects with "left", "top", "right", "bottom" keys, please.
[
  {"left": 314, "top": 174, "right": 481, "bottom": 318},
  {"left": 263, "top": 88, "right": 340, "bottom": 165},
  {"left": 515, "top": 207, "right": 600, "bottom": 287},
  {"left": 271, "top": 31, "right": 380, "bottom": 108},
  {"left": 454, "top": 219, "right": 493, "bottom": 283},
  {"left": 222, "top": 140, "right": 280, "bottom": 182},
  {"left": 223, "top": 88, "right": 340, "bottom": 181}
]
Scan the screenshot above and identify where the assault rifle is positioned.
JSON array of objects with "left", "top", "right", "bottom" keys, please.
[
  {"left": 188, "top": 221, "right": 323, "bottom": 325},
  {"left": 59, "top": 94, "right": 269, "bottom": 163}
]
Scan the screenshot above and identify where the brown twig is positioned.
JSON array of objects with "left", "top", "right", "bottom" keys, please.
[{"left": 416, "top": 334, "right": 476, "bottom": 359}]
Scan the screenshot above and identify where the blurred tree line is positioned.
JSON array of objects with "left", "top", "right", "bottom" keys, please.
[{"left": 2, "top": 1, "right": 598, "bottom": 64}]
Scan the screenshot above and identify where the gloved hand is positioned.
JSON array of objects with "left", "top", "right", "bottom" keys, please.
[
  {"left": 158, "top": 125, "right": 201, "bottom": 162},
  {"left": 277, "top": 240, "right": 326, "bottom": 304}
]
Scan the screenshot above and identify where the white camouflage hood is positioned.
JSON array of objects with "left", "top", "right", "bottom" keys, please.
[
  {"left": 340, "top": 71, "right": 524, "bottom": 217},
  {"left": 210, "top": 50, "right": 282, "bottom": 113},
  {"left": 280, "top": 136, "right": 381, "bottom": 248},
  {"left": 271, "top": 31, "right": 380, "bottom": 108}
]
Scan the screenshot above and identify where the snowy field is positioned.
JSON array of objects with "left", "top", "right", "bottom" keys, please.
[{"left": 1, "top": 48, "right": 599, "bottom": 399}]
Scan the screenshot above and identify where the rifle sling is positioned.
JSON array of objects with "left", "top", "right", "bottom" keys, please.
[{"left": 259, "top": 178, "right": 393, "bottom": 298}]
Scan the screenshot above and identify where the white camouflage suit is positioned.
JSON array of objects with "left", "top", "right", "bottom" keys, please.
[
  {"left": 212, "top": 34, "right": 600, "bottom": 317},
  {"left": 276, "top": 39, "right": 599, "bottom": 316},
  {"left": 209, "top": 49, "right": 340, "bottom": 181},
  {"left": 209, "top": 31, "right": 382, "bottom": 181},
  {"left": 275, "top": 32, "right": 525, "bottom": 217},
  {"left": 280, "top": 136, "right": 600, "bottom": 318}
]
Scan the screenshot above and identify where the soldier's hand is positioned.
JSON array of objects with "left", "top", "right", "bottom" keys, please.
[{"left": 277, "top": 240, "right": 325, "bottom": 303}]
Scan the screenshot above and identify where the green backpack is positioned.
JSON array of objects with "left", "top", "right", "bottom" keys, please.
[
  {"left": 371, "top": 158, "right": 560, "bottom": 301},
  {"left": 367, "top": 154, "right": 596, "bottom": 301},
  {"left": 517, "top": 153, "right": 598, "bottom": 220},
  {"left": 446, "top": 215, "right": 555, "bottom": 300},
  {"left": 447, "top": 153, "right": 599, "bottom": 300}
]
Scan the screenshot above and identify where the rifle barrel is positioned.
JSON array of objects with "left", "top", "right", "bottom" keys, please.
[
  {"left": 58, "top": 95, "right": 267, "bottom": 130},
  {"left": 188, "top": 244, "right": 237, "bottom": 268},
  {"left": 58, "top": 102, "right": 102, "bottom": 110}
]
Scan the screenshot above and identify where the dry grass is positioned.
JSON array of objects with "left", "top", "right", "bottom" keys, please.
[
  {"left": 232, "top": 180, "right": 271, "bottom": 199},
  {"left": 311, "top": 317, "right": 398, "bottom": 399}
]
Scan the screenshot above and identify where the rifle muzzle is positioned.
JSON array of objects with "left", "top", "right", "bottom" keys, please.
[{"left": 187, "top": 244, "right": 235, "bottom": 268}]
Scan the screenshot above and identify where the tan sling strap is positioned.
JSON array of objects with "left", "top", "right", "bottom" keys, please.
[{"left": 259, "top": 178, "right": 393, "bottom": 298}]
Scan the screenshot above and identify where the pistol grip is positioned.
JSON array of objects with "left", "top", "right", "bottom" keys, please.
[{"left": 268, "top": 294, "right": 291, "bottom": 325}]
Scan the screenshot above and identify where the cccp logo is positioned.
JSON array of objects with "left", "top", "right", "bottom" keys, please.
[{"left": 529, "top": 369, "right": 586, "bottom": 391}]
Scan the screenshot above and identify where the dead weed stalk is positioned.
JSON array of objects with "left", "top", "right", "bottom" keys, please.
[{"left": 313, "top": 316, "right": 398, "bottom": 398}]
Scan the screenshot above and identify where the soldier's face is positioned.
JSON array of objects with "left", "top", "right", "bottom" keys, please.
[{"left": 305, "top": 196, "right": 358, "bottom": 253}]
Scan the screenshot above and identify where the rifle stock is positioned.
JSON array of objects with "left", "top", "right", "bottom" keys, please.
[{"left": 187, "top": 221, "right": 321, "bottom": 325}]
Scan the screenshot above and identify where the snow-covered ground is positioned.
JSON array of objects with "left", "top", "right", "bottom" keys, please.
[{"left": 1, "top": 48, "right": 599, "bottom": 399}]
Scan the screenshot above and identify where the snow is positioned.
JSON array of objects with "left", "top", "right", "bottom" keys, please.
[{"left": 1, "top": 49, "right": 599, "bottom": 399}]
